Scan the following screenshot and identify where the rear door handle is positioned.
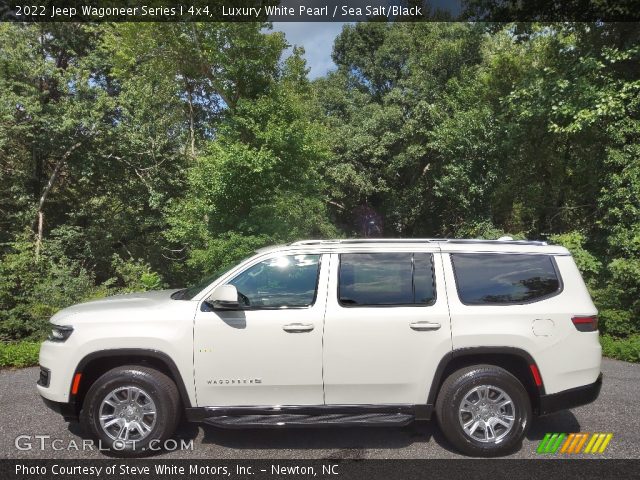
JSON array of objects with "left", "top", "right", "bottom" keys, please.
[
  {"left": 282, "top": 323, "right": 315, "bottom": 333},
  {"left": 410, "top": 321, "right": 441, "bottom": 331}
]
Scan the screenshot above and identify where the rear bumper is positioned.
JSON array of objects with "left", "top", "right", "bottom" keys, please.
[{"left": 538, "top": 373, "right": 602, "bottom": 415}]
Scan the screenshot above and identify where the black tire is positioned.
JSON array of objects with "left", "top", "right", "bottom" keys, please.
[
  {"left": 80, "top": 365, "right": 180, "bottom": 456},
  {"left": 435, "top": 364, "right": 531, "bottom": 457}
]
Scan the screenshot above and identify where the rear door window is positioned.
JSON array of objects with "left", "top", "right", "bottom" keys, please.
[
  {"left": 338, "top": 253, "right": 436, "bottom": 306},
  {"left": 450, "top": 253, "right": 561, "bottom": 305}
]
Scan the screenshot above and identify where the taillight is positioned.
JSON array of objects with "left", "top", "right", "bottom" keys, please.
[{"left": 572, "top": 315, "right": 598, "bottom": 332}]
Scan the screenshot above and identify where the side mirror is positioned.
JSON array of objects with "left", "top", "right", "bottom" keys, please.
[{"left": 208, "top": 284, "right": 239, "bottom": 309}]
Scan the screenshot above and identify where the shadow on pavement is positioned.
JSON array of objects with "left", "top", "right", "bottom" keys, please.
[
  {"left": 526, "top": 410, "right": 581, "bottom": 441},
  {"left": 178, "top": 419, "right": 460, "bottom": 455}
]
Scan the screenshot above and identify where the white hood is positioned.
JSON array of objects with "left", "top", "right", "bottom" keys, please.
[{"left": 50, "top": 289, "right": 183, "bottom": 325}]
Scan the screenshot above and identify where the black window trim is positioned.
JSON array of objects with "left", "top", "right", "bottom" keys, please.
[
  {"left": 220, "top": 253, "right": 324, "bottom": 311},
  {"left": 449, "top": 252, "right": 564, "bottom": 306},
  {"left": 337, "top": 252, "right": 437, "bottom": 308}
]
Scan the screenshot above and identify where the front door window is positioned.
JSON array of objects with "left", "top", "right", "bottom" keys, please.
[{"left": 228, "top": 254, "right": 321, "bottom": 308}]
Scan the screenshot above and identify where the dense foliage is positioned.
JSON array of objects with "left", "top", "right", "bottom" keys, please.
[{"left": 0, "top": 22, "right": 638, "bottom": 360}]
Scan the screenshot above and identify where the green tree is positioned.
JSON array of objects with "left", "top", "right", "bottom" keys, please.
[{"left": 166, "top": 51, "right": 337, "bottom": 278}]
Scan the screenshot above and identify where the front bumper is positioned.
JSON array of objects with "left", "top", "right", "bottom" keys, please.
[
  {"left": 538, "top": 373, "right": 603, "bottom": 415},
  {"left": 38, "top": 364, "right": 79, "bottom": 422},
  {"left": 41, "top": 397, "right": 79, "bottom": 422}
]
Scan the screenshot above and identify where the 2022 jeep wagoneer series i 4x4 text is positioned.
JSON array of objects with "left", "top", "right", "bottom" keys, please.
[{"left": 37, "top": 238, "right": 602, "bottom": 456}]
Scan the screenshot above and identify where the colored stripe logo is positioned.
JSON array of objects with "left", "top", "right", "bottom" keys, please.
[{"left": 537, "top": 433, "right": 613, "bottom": 454}]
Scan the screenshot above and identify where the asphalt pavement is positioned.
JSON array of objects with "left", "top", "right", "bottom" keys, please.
[{"left": 1, "top": 358, "right": 638, "bottom": 459}]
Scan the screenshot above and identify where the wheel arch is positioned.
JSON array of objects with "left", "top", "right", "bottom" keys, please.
[
  {"left": 71, "top": 349, "right": 192, "bottom": 417},
  {"left": 428, "top": 347, "right": 544, "bottom": 415}
]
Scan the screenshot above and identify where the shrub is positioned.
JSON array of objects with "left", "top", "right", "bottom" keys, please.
[
  {"left": 454, "top": 221, "right": 523, "bottom": 240},
  {"left": 549, "top": 232, "right": 601, "bottom": 281},
  {"left": 0, "top": 341, "right": 40, "bottom": 368},
  {"left": 0, "top": 236, "right": 101, "bottom": 340},
  {"left": 111, "top": 255, "right": 166, "bottom": 292}
]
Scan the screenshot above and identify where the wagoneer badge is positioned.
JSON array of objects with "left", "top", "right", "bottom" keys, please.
[{"left": 208, "top": 378, "right": 262, "bottom": 385}]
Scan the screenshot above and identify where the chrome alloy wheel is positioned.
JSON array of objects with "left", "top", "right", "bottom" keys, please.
[
  {"left": 99, "top": 386, "right": 157, "bottom": 443},
  {"left": 458, "top": 385, "right": 515, "bottom": 443}
]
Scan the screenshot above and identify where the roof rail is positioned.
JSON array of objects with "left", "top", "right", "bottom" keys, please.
[
  {"left": 290, "top": 238, "right": 547, "bottom": 246},
  {"left": 445, "top": 239, "right": 548, "bottom": 246},
  {"left": 291, "top": 239, "right": 439, "bottom": 245}
]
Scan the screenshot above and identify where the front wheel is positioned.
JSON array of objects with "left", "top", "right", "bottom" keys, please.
[
  {"left": 80, "top": 365, "right": 180, "bottom": 456},
  {"left": 435, "top": 365, "right": 531, "bottom": 457}
]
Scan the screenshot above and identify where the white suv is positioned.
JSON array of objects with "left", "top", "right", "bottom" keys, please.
[{"left": 37, "top": 238, "right": 602, "bottom": 456}]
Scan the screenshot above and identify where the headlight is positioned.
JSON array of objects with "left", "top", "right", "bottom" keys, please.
[{"left": 48, "top": 325, "right": 73, "bottom": 342}]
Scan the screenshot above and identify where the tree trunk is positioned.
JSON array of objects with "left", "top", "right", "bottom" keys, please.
[
  {"left": 186, "top": 80, "right": 196, "bottom": 159},
  {"left": 34, "top": 142, "right": 82, "bottom": 258},
  {"left": 35, "top": 210, "right": 44, "bottom": 258},
  {"left": 190, "top": 24, "right": 235, "bottom": 109}
]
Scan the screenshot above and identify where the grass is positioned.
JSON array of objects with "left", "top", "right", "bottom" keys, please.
[
  {"left": 1, "top": 335, "right": 639, "bottom": 369},
  {"left": 600, "top": 334, "right": 640, "bottom": 363},
  {"left": 0, "top": 341, "right": 40, "bottom": 368}
]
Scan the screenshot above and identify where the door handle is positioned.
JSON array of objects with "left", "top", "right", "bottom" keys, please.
[
  {"left": 410, "top": 321, "right": 441, "bottom": 331},
  {"left": 282, "top": 323, "right": 315, "bottom": 333}
]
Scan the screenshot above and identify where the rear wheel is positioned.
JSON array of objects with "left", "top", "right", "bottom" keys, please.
[
  {"left": 435, "top": 365, "right": 531, "bottom": 457},
  {"left": 80, "top": 365, "right": 180, "bottom": 456}
]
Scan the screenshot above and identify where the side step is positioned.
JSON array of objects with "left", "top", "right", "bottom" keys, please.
[{"left": 203, "top": 412, "right": 415, "bottom": 429}]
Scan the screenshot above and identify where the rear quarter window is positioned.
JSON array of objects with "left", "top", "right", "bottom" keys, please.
[{"left": 450, "top": 253, "right": 562, "bottom": 305}]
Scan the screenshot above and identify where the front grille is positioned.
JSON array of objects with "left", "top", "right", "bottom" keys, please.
[{"left": 37, "top": 367, "right": 50, "bottom": 387}]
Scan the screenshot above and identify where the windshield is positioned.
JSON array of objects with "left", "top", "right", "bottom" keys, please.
[{"left": 175, "top": 259, "right": 249, "bottom": 300}]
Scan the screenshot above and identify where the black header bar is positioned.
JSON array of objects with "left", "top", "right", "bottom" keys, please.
[
  {"left": 0, "top": 0, "right": 639, "bottom": 22},
  {"left": 2, "top": 459, "right": 640, "bottom": 480}
]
